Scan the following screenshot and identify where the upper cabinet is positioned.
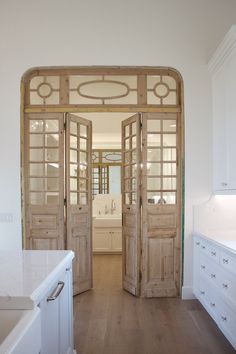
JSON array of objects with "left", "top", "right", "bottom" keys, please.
[{"left": 208, "top": 25, "right": 236, "bottom": 193}]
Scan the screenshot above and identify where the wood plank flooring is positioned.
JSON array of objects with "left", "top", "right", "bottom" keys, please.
[{"left": 73, "top": 255, "right": 235, "bottom": 354}]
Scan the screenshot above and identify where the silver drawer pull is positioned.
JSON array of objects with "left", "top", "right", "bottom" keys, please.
[
  {"left": 211, "top": 251, "right": 216, "bottom": 256},
  {"left": 210, "top": 274, "right": 216, "bottom": 278},
  {"left": 47, "top": 281, "right": 65, "bottom": 302},
  {"left": 222, "top": 283, "right": 228, "bottom": 289},
  {"left": 200, "top": 291, "right": 205, "bottom": 295},
  {"left": 210, "top": 302, "right": 215, "bottom": 307},
  {"left": 223, "top": 258, "right": 229, "bottom": 264},
  {"left": 196, "top": 242, "right": 200, "bottom": 245},
  {"left": 201, "top": 265, "right": 205, "bottom": 269},
  {"left": 201, "top": 245, "right": 206, "bottom": 249},
  {"left": 221, "top": 316, "right": 227, "bottom": 321}
]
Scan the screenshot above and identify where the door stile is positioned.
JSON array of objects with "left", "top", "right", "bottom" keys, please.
[
  {"left": 122, "top": 113, "right": 141, "bottom": 296},
  {"left": 66, "top": 113, "right": 92, "bottom": 295}
]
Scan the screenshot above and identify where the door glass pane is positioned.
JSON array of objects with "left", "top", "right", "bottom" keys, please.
[
  {"left": 70, "top": 178, "right": 78, "bottom": 191},
  {"left": 70, "top": 164, "right": 78, "bottom": 177},
  {"left": 163, "top": 134, "right": 176, "bottom": 146},
  {"left": 147, "top": 120, "right": 161, "bottom": 132},
  {"left": 147, "top": 148, "right": 161, "bottom": 162},
  {"left": 80, "top": 193, "right": 87, "bottom": 205},
  {"left": 30, "top": 134, "right": 43, "bottom": 147},
  {"left": 163, "top": 148, "right": 176, "bottom": 161},
  {"left": 45, "top": 148, "right": 58, "bottom": 162},
  {"left": 125, "top": 138, "right": 130, "bottom": 150},
  {"left": 131, "top": 193, "right": 136, "bottom": 204},
  {"left": 30, "top": 178, "right": 44, "bottom": 191},
  {"left": 70, "top": 150, "right": 78, "bottom": 163},
  {"left": 131, "top": 122, "right": 136, "bottom": 135},
  {"left": 70, "top": 192, "right": 78, "bottom": 204},
  {"left": 147, "top": 134, "right": 161, "bottom": 147},
  {"left": 131, "top": 136, "right": 136, "bottom": 148},
  {"left": 46, "top": 163, "right": 59, "bottom": 177},
  {"left": 147, "top": 192, "right": 161, "bottom": 204},
  {"left": 70, "top": 121, "right": 77, "bottom": 135},
  {"left": 80, "top": 125, "right": 87, "bottom": 138},
  {"left": 70, "top": 136, "right": 77, "bottom": 149},
  {"left": 147, "top": 177, "right": 161, "bottom": 190},
  {"left": 163, "top": 177, "right": 176, "bottom": 190},
  {"left": 80, "top": 138, "right": 87, "bottom": 151},
  {"left": 30, "top": 149, "right": 43, "bottom": 161},
  {"left": 163, "top": 120, "right": 176, "bottom": 132},
  {"left": 30, "top": 163, "right": 44, "bottom": 176},
  {"left": 46, "top": 192, "right": 59, "bottom": 204},
  {"left": 79, "top": 179, "right": 87, "bottom": 192},
  {"left": 46, "top": 178, "right": 59, "bottom": 191},
  {"left": 124, "top": 166, "right": 130, "bottom": 178},
  {"left": 125, "top": 179, "right": 131, "bottom": 192},
  {"left": 30, "top": 192, "right": 44, "bottom": 205},
  {"left": 131, "top": 150, "right": 136, "bottom": 163},
  {"left": 147, "top": 163, "right": 161, "bottom": 175},
  {"left": 45, "top": 134, "right": 59, "bottom": 147},
  {"left": 163, "top": 163, "right": 176, "bottom": 176},
  {"left": 80, "top": 151, "right": 87, "bottom": 164},
  {"left": 163, "top": 192, "right": 176, "bottom": 204},
  {"left": 29, "top": 120, "right": 44, "bottom": 132},
  {"left": 125, "top": 125, "right": 130, "bottom": 137},
  {"left": 45, "top": 120, "right": 59, "bottom": 132},
  {"left": 125, "top": 151, "right": 131, "bottom": 164},
  {"left": 79, "top": 164, "right": 87, "bottom": 178}
]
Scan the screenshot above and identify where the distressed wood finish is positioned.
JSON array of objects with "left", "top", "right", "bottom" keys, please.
[
  {"left": 24, "top": 113, "right": 64, "bottom": 250},
  {"left": 122, "top": 113, "right": 141, "bottom": 296},
  {"left": 66, "top": 114, "right": 92, "bottom": 295},
  {"left": 141, "top": 112, "right": 181, "bottom": 297}
]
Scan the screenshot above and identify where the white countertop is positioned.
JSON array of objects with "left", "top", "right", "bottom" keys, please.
[
  {"left": 193, "top": 229, "right": 236, "bottom": 253},
  {"left": 0, "top": 250, "right": 74, "bottom": 310}
]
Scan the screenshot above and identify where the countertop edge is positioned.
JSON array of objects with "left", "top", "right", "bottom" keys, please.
[{"left": 193, "top": 232, "right": 236, "bottom": 254}]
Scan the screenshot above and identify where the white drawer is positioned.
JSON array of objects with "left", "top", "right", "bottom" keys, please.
[
  {"left": 199, "top": 254, "right": 219, "bottom": 286},
  {"left": 217, "top": 297, "right": 236, "bottom": 348},
  {"left": 220, "top": 251, "right": 236, "bottom": 276},
  {"left": 200, "top": 239, "right": 219, "bottom": 263},
  {"left": 198, "top": 277, "right": 219, "bottom": 321},
  {"left": 217, "top": 267, "right": 236, "bottom": 309}
]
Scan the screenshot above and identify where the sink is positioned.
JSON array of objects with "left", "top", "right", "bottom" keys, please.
[
  {"left": 93, "top": 215, "right": 122, "bottom": 227},
  {"left": 0, "top": 307, "right": 41, "bottom": 354}
]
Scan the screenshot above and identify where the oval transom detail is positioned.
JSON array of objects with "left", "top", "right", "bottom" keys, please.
[{"left": 78, "top": 80, "right": 130, "bottom": 100}]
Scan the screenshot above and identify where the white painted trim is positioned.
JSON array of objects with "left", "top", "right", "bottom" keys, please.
[
  {"left": 181, "top": 286, "right": 195, "bottom": 300},
  {"left": 208, "top": 25, "right": 236, "bottom": 74}
]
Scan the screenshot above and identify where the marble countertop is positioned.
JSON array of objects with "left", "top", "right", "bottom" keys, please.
[
  {"left": 193, "top": 229, "right": 236, "bottom": 253},
  {"left": 0, "top": 250, "right": 74, "bottom": 310}
]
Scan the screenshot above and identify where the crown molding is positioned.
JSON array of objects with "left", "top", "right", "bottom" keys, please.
[{"left": 208, "top": 25, "right": 236, "bottom": 74}]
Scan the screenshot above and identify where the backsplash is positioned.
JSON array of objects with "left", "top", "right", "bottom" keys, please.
[
  {"left": 93, "top": 194, "right": 122, "bottom": 216},
  {"left": 194, "top": 195, "right": 236, "bottom": 234}
]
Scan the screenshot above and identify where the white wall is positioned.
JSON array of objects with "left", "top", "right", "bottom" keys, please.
[{"left": 0, "top": 0, "right": 236, "bottom": 294}]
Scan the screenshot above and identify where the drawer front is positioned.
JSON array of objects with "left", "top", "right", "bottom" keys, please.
[
  {"left": 199, "top": 254, "right": 219, "bottom": 286},
  {"left": 200, "top": 239, "right": 219, "bottom": 263},
  {"left": 198, "top": 277, "right": 219, "bottom": 320},
  {"left": 220, "top": 251, "right": 236, "bottom": 276},
  {"left": 217, "top": 297, "right": 236, "bottom": 344},
  {"left": 217, "top": 268, "right": 236, "bottom": 309}
]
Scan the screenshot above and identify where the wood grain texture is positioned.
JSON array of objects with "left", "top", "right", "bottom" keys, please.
[{"left": 74, "top": 255, "right": 235, "bottom": 354}]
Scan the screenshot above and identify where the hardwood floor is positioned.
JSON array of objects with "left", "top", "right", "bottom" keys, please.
[{"left": 73, "top": 255, "right": 235, "bottom": 354}]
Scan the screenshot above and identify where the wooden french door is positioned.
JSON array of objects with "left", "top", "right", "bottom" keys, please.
[
  {"left": 66, "top": 114, "right": 92, "bottom": 294},
  {"left": 141, "top": 113, "right": 181, "bottom": 297},
  {"left": 121, "top": 112, "right": 181, "bottom": 297},
  {"left": 24, "top": 112, "right": 92, "bottom": 295},
  {"left": 121, "top": 113, "right": 141, "bottom": 296}
]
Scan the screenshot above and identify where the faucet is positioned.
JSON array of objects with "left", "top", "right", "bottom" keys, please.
[{"left": 111, "top": 199, "right": 116, "bottom": 214}]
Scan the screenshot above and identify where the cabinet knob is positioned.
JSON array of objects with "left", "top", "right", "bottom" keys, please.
[
  {"left": 221, "top": 182, "right": 228, "bottom": 187},
  {"left": 223, "top": 258, "right": 229, "bottom": 264},
  {"left": 210, "top": 274, "right": 216, "bottom": 278},
  {"left": 211, "top": 251, "right": 216, "bottom": 256},
  {"left": 200, "top": 291, "right": 205, "bottom": 295},
  {"left": 201, "top": 245, "right": 206, "bottom": 249},
  {"left": 210, "top": 302, "right": 215, "bottom": 307},
  {"left": 222, "top": 283, "right": 228, "bottom": 289},
  {"left": 201, "top": 265, "right": 205, "bottom": 269},
  {"left": 196, "top": 241, "right": 200, "bottom": 246},
  {"left": 221, "top": 316, "right": 227, "bottom": 322}
]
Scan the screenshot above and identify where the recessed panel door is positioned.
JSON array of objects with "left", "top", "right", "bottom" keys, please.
[
  {"left": 25, "top": 113, "right": 64, "bottom": 250},
  {"left": 141, "top": 113, "right": 181, "bottom": 297},
  {"left": 66, "top": 113, "right": 92, "bottom": 295},
  {"left": 122, "top": 113, "right": 141, "bottom": 296}
]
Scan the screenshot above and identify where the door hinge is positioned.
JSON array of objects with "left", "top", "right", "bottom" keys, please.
[
  {"left": 64, "top": 198, "right": 67, "bottom": 205},
  {"left": 64, "top": 121, "right": 66, "bottom": 130},
  {"left": 140, "top": 196, "right": 142, "bottom": 206},
  {"left": 139, "top": 270, "right": 142, "bottom": 281}
]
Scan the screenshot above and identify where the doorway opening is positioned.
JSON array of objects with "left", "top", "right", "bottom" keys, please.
[{"left": 21, "top": 66, "right": 184, "bottom": 298}]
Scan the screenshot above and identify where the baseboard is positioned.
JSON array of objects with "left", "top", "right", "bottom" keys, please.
[{"left": 181, "top": 286, "right": 196, "bottom": 299}]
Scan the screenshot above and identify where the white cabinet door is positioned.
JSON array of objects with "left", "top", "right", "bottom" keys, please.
[
  {"left": 111, "top": 229, "right": 122, "bottom": 252},
  {"left": 93, "top": 229, "right": 111, "bottom": 252},
  {"left": 40, "top": 267, "right": 73, "bottom": 354}
]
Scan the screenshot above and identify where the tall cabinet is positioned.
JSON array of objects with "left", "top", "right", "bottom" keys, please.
[{"left": 208, "top": 25, "right": 236, "bottom": 193}]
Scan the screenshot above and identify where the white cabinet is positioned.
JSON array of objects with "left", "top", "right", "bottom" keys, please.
[
  {"left": 193, "top": 234, "right": 236, "bottom": 349},
  {"left": 93, "top": 227, "right": 122, "bottom": 253},
  {"left": 209, "top": 25, "right": 236, "bottom": 192},
  {"left": 40, "top": 266, "right": 73, "bottom": 354}
]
